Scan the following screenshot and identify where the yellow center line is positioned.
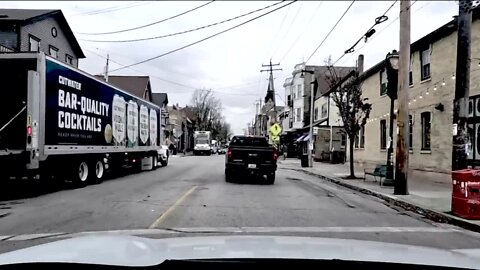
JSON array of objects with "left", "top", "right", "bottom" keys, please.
[{"left": 148, "top": 185, "right": 197, "bottom": 229}]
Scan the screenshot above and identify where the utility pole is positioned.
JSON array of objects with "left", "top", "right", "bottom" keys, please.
[
  {"left": 255, "top": 98, "right": 263, "bottom": 136},
  {"left": 261, "top": 59, "right": 282, "bottom": 124},
  {"left": 394, "top": 0, "right": 411, "bottom": 195},
  {"left": 104, "top": 54, "right": 110, "bottom": 82},
  {"left": 452, "top": 0, "right": 473, "bottom": 171}
]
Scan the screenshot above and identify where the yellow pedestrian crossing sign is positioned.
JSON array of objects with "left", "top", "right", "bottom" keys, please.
[
  {"left": 272, "top": 135, "right": 280, "bottom": 143},
  {"left": 270, "top": 123, "right": 282, "bottom": 136}
]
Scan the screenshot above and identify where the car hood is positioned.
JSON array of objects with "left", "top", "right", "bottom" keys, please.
[{"left": 0, "top": 235, "right": 479, "bottom": 268}]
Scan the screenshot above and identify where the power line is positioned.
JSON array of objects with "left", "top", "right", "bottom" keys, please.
[
  {"left": 76, "top": 1, "right": 215, "bottom": 35},
  {"left": 78, "top": 1, "right": 285, "bottom": 43},
  {"left": 83, "top": 47, "right": 260, "bottom": 96},
  {"left": 305, "top": 1, "right": 356, "bottom": 64},
  {"left": 264, "top": 3, "right": 292, "bottom": 61},
  {"left": 279, "top": 1, "right": 323, "bottom": 62},
  {"left": 109, "top": 0, "right": 297, "bottom": 73},
  {"left": 270, "top": 1, "right": 303, "bottom": 60},
  {"left": 339, "top": 0, "right": 423, "bottom": 66},
  {"left": 332, "top": 0, "right": 399, "bottom": 66},
  {"left": 71, "top": 2, "right": 149, "bottom": 17}
]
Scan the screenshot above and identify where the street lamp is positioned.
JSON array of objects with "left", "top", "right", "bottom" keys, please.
[
  {"left": 300, "top": 69, "right": 317, "bottom": 167},
  {"left": 384, "top": 50, "right": 399, "bottom": 186}
]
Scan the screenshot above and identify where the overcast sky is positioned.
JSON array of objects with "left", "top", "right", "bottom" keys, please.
[{"left": 4, "top": 1, "right": 460, "bottom": 134}]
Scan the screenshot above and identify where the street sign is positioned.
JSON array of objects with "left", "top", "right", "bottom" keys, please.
[
  {"left": 313, "top": 127, "right": 318, "bottom": 135},
  {"left": 270, "top": 123, "right": 282, "bottom": 136},
  {"left": 272, "top": 135, "right": 280, "bottom": 143}
]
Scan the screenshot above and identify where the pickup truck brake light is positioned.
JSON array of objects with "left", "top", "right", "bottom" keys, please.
[
  {"left": 273, "top": 150, "right": 278, "bottom": 160},
  {"left": 227, "top": 148, "right": 232, "bottom": 160}
]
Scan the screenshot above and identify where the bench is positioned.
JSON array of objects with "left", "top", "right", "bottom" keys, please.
[{"left": 364, "top": 164, "right": 387, "bottom": 185}]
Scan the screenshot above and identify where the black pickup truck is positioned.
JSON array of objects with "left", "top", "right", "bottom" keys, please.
[{"left": 225, "top": 136, "right": 278, "bottom": 184}]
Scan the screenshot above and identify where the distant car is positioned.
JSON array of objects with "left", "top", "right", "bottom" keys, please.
[
  {"left": 211, "top": 144, "right": 218, "bottom": 154},
  {"left": 218, "top": 148, "right": 226, "bottom": 154}
]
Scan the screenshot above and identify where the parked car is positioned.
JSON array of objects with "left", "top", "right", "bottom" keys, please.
[
  {"left": 218, "top": 148, "right": 226, "bottom": 154},
  {"left": 225, "top": 136, "right": 278, "bottom": 184}
]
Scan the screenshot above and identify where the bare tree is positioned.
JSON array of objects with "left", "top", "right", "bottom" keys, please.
[
  {"left": 324, "top": 57, "right": 372, "bottom": 179},
  {"left": 191, "top": 89, "right": 231, "bottom": 142}
]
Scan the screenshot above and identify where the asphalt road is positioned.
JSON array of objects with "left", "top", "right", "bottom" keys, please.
[{"left": 1, "top": 154, "right": 480, "bottom": 254}]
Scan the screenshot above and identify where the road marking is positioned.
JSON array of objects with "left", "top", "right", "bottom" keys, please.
[
  {"left": 148, "top": 186, "right": 197, "bottom": 229},
  {"left": 0, "top": 226, "right": 464, "bottom": 242}
]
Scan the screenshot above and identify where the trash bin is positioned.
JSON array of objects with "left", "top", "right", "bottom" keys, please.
[
  {"left": 301, "top": 156, "right": 309, "bottom": 167},
  {"left": 331, "top": 151, "right": 340, "bottom": 164},
  {"left": 451, "top": 169, "right": 480, "bottom": 220}
]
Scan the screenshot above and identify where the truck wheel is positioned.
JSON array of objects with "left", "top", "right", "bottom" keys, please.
[
  {"left": 152, "top": 155, "right": 158, "bottom": 170},
  {"left": 161, "top": 156, "right": 168, "bottom": 167},
  {"left": 266, "top": 173, "right": 275, "bottom": 185},
  {"left": 90, "top": 160, "right": 104, "bottom": 184},
  {"left": 72, "top": 160, "right": 89, "bottom": 188}
]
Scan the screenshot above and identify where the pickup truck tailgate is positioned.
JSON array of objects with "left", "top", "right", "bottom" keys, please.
[{"left": 230, "top": 146, "right": 274, "bottom": 164}]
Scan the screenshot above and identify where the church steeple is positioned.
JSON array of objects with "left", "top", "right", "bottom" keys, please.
[{"left": 264, "top": 70, "right": 275, "bottom": 104}]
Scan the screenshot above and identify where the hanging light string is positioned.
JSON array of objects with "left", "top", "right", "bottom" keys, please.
[{"left": 364, "top": 67, "right": 480, "bottom": 125}]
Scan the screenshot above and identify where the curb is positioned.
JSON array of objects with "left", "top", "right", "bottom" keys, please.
[{"left": 287, "top": 167, "right": 480, "bottom": 233}]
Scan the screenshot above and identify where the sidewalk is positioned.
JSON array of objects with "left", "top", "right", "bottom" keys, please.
[{"left": 278, "top": 158, "right": 480, "bottom": 231}]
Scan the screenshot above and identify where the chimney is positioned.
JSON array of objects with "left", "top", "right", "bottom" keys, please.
[{"left": 357, "top": 54, "right": 364, "bottom": 74}]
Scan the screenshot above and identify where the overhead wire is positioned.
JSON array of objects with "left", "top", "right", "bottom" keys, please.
[
  {"left": 71, "top": 2, "right": 150, "bottom": 17},
  {"left": 76, "top": 1, "right": 215, "bottom": 35},
  {"left": 270, "top": 1, "right": 303, "bottom": 60},
  {"left": 78, "top": 1, "right": 285, "bottom": 43},
  {"left": 108, "top": 0, "right": 297, "bottom": 73},
  {"left": 339, "top": 1, "right": 423, "bottom": 66},
  {"left": 305, "top": 0, "right": 356, "bottom": 64},
  {"left": 264, "top": 2, "right": 292, "bottom": 62},
  {"left": 331, "top": 0, "right": 400, "bottom": 66},
  {"left": 279, "top": 1, "right": 323, "bottom": 62},
  {"left": 83, "top": 47, "right": 260, "bottom": 96}
]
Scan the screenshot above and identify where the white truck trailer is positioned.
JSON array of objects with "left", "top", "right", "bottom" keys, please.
[{"left": 0, "top": 53, "right": 162, "bottom": 187}]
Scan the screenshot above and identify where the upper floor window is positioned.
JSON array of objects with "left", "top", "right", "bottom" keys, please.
[
  {"left": 314, "top": 107, "right": 318, "bottom": 121},
  {"left": 49, "top": 46, "right": 58, "bottom": 58},
  {"left": 421, "top": 112, "right": 431, "bottom": 150},
  {"left": 297, "top": 84, "right": 303, "bottom": 98},
  {"left": 380, "top": 69, "right": 387, "bottom": 96},
  {"left": 296, "top": 108, "right": 302, "bottom": 122},
  {"left": 29, "top": 35, "right": 40, "bottom": 52},
  {"left": 66, "top": 54, "right": 73, "bottom": 65},
  {"left": 420, "top": 47, "right": 431, "bottom": 80},
  {"left": 321, "top": 103, "right": 328, "bottom": 119}
]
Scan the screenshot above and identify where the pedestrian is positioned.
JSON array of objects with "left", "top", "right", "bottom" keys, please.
[{"left": 282, "top": 144, "right": 287, "bottom": 160}]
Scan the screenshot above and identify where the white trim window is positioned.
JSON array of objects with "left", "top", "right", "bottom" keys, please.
[
  {"left": 420, "top": 46, "right": 431, "bottom": 80},
  {"left": 29, "top": 35, "right": 40, "bottom": 52},
  {"left": 296, "top": 108, "right": 302, "bottom": 122},
  {"left": 49, "top": 45, "right": 58, "bottom": 58}
]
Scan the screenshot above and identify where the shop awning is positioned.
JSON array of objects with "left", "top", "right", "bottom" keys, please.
[
  {"left": 295, "top": 134, "right": 307, "bottom": 143},
  {"left": 295, "top": 133, "right": 310, "bottom": 142},
  {"left": 302, "top": 118, "right": 328, "bottom": 129}
]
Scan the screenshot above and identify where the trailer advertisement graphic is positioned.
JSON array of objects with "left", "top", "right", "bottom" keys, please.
[{"left": 45, "top": 60, "right": 159, "bottom": 147}]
